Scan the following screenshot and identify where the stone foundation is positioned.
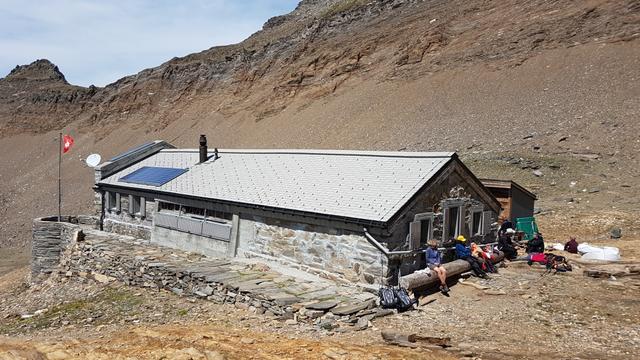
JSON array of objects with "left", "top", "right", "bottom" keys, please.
[
  {"left": 103, "top": 218, "right": 152, "bottom": 240},
  {"left": 102, "top": 204, "right": 154, "bottom": 240}
]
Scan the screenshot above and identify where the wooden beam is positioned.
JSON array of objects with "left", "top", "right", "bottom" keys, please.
[
  {"left": 381, "top": 330, "right": 451, "bottom": 348},
  {"left": 399, "top": 252, "right": 504, "bottom": 290}
]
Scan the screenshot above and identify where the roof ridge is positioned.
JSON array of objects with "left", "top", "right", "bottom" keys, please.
[{"left": 161, "top": 148, "right": 455, "bottom": 158}]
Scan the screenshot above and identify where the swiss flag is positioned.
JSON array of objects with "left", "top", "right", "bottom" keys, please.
[{"left": 62, "top": 134, "right": 74, "bottom": 153}]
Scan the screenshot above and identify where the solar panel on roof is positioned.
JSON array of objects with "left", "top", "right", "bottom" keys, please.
[
  {"left": 120, "top": 166, "right": 187, "bottom": 186},
  {"left": 110, "top": 142, "right": 155, "bottom": 162}
]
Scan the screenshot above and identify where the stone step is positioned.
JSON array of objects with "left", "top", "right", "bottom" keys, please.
[
  {"left": 330, "top": 300, "right": 375, "bottom": 316},
  {"left": 305, "top": 300, "right": 339, "bottom": 311}
]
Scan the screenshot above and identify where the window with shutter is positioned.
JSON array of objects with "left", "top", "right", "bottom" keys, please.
[
  {"left": 443, "top": 200, "right": 464, "bottom": 241},
  {"left": 470, "top": 206, "right": 484, "bottom": 236},
  {"left": 414, "top": 212, "right": 434, "bottom": 248}
]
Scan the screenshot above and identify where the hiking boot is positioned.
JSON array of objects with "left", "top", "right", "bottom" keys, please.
[{"left": 440, "top": 285, "right": 450, "bottom": 294}]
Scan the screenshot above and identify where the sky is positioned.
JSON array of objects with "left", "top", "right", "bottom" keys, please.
[{"left": 0, "top": 0, "right": 299, "bottom": 87}]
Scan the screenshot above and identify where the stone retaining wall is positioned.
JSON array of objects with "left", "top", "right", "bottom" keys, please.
[
  {"left": 31, "top": 216, "right": 98, "bottom": 279},
  {"left": 58, "top": 239, "right": 294, "bottom": 319},
  {"left": 56, "top": 235, "right": 384, "bottom": 325}
]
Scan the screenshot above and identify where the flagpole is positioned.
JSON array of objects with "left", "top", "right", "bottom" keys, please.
[{"left": 58, "top": 132, "right": 62, "bottom": 222}]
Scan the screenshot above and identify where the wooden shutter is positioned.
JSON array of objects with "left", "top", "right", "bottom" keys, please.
[
  {"left": 128, "top": 195, "right": 135, "bottom": 214},
  {"left": 457, "top": 207, "right": 465, "bottom": 237},
  {"left": 442, "top": 207, "right": 450, "bottom": 241},
  {"left": 482, "top": 211, "right": 492, "bottom": 235},
  {"left": 105, "top": 191, "right": 111, "bottom": 210},
  {"left": 409, "top": 221, "right": 421, "bottom": 250},
  {"left": 140, "top": 197, "right": 146, "bottom": 217},
  {"left": 425, "top": 214, "right": 434, "bottom": 242},
  {"left": 202, "top": 221, "right": 232, "bottom": 241},
  {"left": 154, "top": 212, "right": 178, "bottom": 229}
]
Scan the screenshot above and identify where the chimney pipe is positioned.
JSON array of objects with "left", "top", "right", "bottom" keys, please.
[{"left": 199, "top": 135, "right": 207, "bottom": 163}]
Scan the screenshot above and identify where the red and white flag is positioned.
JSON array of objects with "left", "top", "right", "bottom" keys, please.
[{"left": 62, "top": 134, "right": 74, "bottom": 153}]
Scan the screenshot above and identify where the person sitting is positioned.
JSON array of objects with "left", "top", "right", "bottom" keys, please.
[
  {"left": 425, "top": 239, "right": 449, "bottom": 293},
  {"left": 471, "top": 242, "right": 497, "bottom": 273},
  {"left": 498, "top": 231, "right": 518, "bottom": 260},
  {"left": 455, "top": 235, "right": 488, "bottom": 278},
  {"left": 526, "top": 232, "right": 545, "bottom": 254},
  {"left": 499, "top": 218, "right": 514, "bottom": 234},
  {"left": 483, "top": 245, "right": 496, "bottom": 261},
  {"left": 564, "top": 236, "right": 579, "bottom": 254},
  {"left": 483, "top": 244, "right": 500, "bottom": 272}
]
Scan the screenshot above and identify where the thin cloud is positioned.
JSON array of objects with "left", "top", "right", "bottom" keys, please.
[{"left": 0, "top": 0, "right": 299, "bottom": 86}]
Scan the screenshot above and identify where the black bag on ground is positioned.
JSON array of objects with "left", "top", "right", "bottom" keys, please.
[
  {"left": 394, "top": 287, "right": 414, "bottom": 312},
  {"left": 378, "top": 287, "right": 397, "bottom": 309}
]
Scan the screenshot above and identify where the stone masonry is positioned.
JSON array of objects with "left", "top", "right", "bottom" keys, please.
[
  {"left": 31, "top": 216, "right": 98, "bottom": 279},
  {"left": 102, "top": 199, "right": 156, "bottom": 240},
  {"left": 51, "top": 228, "right": 390, "bottom": 327},
  {"left": 242, "top": 216, "right": 387, "bottom": 285}
]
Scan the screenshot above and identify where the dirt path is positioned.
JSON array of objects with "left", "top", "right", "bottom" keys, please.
[{"left": 0, "top": 323, "right": 454, "bottom": 360}]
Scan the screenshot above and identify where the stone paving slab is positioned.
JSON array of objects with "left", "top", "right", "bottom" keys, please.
[
  {"left": 305, "top": 300, "right": 339, "bottom": 311},
  {"left": 330, "top": 300, "right": 375, "bottom": 316},
  {"left": 299, "top": 287, "right": 340, "bottom": 300}
]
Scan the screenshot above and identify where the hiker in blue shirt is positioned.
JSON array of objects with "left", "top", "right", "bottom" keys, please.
[
  {"left": 425, "top": 239, "right": 449, "bottom": 294},
  {"left": 455, "top": 235, "right": 488, "bottom": 279}
]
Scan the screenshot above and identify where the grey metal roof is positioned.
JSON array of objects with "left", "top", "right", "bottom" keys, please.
[{"left": 98, "top": 149, "right": 454, "bottom": 222}]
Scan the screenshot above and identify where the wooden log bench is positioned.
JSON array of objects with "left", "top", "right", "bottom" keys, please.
[{"left": 399, "top": 252, "right": 504, "bottom": 290}]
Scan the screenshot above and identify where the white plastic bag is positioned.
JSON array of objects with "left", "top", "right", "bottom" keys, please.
[{"left": 579, "top": 242, "right": 621, "bottom": 261}]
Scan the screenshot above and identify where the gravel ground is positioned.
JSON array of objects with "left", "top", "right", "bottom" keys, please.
[{"left": 1, "top": 248, "right": 638, "bottom": 359}]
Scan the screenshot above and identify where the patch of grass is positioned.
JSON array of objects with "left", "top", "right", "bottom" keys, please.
[
  {"left": 321, "top": 0, "right": 369, "bottom": 19},
  {"left": 101, "top": 287, "right": 143, "bottom": 311},
  {"left": 0, "top": 287, "right": 145, "bottom": 335},
  {"left": 177, "top": 309, "right": 189, "bottom": 316},
  {"left": 29, "top": 300, "right": 90, "bottom": 330}
]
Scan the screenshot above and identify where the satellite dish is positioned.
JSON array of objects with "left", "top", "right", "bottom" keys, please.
[{"left": 85, "top": 153, "right": 102, "bottom": 168}]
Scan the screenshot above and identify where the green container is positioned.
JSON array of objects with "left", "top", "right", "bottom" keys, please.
[{"left": 515, "top": 216, "right": 538, "bottom": 240}]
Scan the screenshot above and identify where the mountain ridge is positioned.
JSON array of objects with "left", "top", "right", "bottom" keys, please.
[{"left": 1, "top": 0, "right": 638, "bottom": 136}]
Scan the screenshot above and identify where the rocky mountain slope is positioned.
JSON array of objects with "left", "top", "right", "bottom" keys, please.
[{"left": 0, "top": 0, "right": 639, "bottom": 247}]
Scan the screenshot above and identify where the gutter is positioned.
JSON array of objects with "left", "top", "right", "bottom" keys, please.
[{"left": 363, "top": 228, "right": 418, "bottom": 259}]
